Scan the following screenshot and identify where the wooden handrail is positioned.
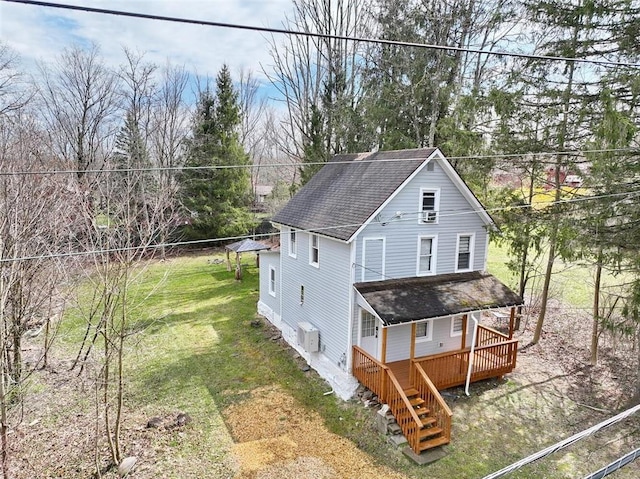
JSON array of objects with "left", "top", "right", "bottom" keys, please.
[
  {"left": 478, "top": 324, "right": 510, "bottom": 340},
  {"left": 386, "top": 370, "right": 424, "bottom": 427},
  {"left": 414, "top": 363, "right": 453, "bottom": 417}
]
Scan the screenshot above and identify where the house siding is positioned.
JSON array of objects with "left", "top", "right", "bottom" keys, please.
[
  {"left": 280, "top": 227, "right": 352, "bottom": 367},
  {"left": 258, "top": 251, "right": 280, "bottom": 319},
  {"left": 354, "top": 158, "right": 488, "bottom": 281},
  {"left": 385, "top": 315, "right": 471, "bottom": 362}
]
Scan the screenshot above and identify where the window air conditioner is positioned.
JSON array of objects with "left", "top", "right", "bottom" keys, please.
[
  {"left": 423, "top": 211, "right": 437, "bottom": 223},
  {"left": 297, "top": 322, "right": 319, "bottom": 352}
]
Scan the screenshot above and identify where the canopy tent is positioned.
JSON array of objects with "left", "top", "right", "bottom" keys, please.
[{"left": 225, "top": 239, "right": 271, "bottom": 279}]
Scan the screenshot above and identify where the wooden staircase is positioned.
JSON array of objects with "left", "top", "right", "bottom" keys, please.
[{"left": 403, "top": 388, "right": 450, "bottom": 452}]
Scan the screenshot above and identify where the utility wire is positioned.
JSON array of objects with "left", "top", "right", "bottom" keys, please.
[
  {"left": 482, "top": 403, "right": 640, "bottom": 479},
  {"left": 5, "top": 0, "right": 640, "bottom": 68},
  {"left": 0, "top": 147, "right": 637, "bottom": 177},
  {"left": 582, "top": 447, "right": 640, "bottom": 479},
  {"left": 1, "top": 188, "right": 639, "bottom": 264}
]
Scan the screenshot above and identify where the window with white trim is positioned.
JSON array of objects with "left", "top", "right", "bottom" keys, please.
[
  {"left": 456, "top": 234, "right": 474, "bottom": 271},
  {"left": 420, "top": 189, "right": 440, "bottom": 223},
  {"left": 310, "top": 234, "right": 319, "bottom": 266},
  {"left": 415, "top": 320, "right": 433, "bottom": 342},
  {"left": 289, "top": 229, "right": 297, "bottom": 258},
  {"left": 268, "top": 266, "right": 276, "bottom": 297},
  {"left": 451, "top": 315, "right": 464, "bottom": 337},
  {"left": 361, "top": 311, "right": 376, "bottom": 338},
  {"left": 417, "top": 236, "right": 436, "bottom": 275}
]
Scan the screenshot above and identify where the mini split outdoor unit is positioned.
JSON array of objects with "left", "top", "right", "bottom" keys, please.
[{"left": 297, "top": 322, "right": 319, "bottom": 352}]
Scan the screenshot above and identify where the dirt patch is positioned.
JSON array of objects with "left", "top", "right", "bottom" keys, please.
[{"left": 226, "top": 386, "right": 405, "bottom": 479}]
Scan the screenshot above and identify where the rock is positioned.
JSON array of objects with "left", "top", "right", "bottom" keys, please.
[
  {"left": 301, "top": 364, "right": 311, "bottom": 372},
  {"left": 175, "top": 412, "right": 192, "bottom": 427},
  {"left": 362, "top": 390, "right": 374, "bottom": 401},
  {"left": 118, "top": 456, "right": 137, "bottom": 477},
  {"left": 146, "top": 416, "right": 163, "bottom": 429}
]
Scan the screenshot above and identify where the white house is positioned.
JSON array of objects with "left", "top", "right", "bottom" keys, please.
[{"left": 257, "top": 148, "right": 522, "bottom": 454}]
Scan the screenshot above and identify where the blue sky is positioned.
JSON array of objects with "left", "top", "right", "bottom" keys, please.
[{"left": 1, "top": 0, "right": 293, "bottom": 84}]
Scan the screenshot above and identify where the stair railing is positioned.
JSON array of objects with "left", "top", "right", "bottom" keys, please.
[{"left": 412, "top": 361, "right": 452, "bottom": 445}]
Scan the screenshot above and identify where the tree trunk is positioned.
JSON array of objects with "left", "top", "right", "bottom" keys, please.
[{"left": 591, "top": 250, "right": 603, "bottom": 365}]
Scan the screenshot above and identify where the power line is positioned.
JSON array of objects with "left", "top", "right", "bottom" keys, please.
[
  {"left": 582, "top": 447, "right": 640, "bottom": 479},
  {"left": 1, "top": 188, "right": 639, "bottom": 264},
  {"left": 0, "top": 147, "right": 637, "bottom": 177},
  {"left": 482, "top": 403, "right": 640, "bottom": 479},
  {"left": 5, "top": 0, "right": 640, "bottom": 68}
]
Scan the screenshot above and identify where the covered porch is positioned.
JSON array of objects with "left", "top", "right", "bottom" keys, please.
[{"left": 351, "top": 271, "right": 522, "bottom": 455}]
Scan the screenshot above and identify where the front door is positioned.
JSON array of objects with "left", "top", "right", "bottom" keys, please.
[{"left": 359, "top": 309, "right": 379, "bottom": 359}]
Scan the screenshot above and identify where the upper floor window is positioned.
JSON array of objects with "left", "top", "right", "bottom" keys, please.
[
  {"left": 289, "top": 229, "right": 297, "bottom": 258},
  {"left": 420, "top": 188, "right": 440, "bottom": 223},
  {"left": 456, "top": 234, "right": 474, "bottom": 271},
  {"left": 417, "top": 236, "right": 437, "bottom": 275},
  {"left": 268, "top": 266, "right": 276, "bottom": 297},
  {"left": 310, "top": 234, "right": 319, "bottom": 267},
  {"left": 415, "top": 320, "right": 433, "bottom": 342}
]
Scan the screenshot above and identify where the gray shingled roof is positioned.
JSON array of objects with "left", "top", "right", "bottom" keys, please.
[
  {"left": 225, "top": 239, "right": 271, "bottom": 253},
  {"left": 355, "top": 272, "right": 523, "bottom": 326},
  {"left": 272, "top": 148, "right": 437, "bottom": 241}
]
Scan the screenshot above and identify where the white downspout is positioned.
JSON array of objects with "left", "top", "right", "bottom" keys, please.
[{"left": 465, "top": 313, "right": 479, "bottom": 396}]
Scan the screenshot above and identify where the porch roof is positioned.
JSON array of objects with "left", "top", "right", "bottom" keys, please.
[{"left": 354, "top": 271, "right": 523, "bottom": 326}]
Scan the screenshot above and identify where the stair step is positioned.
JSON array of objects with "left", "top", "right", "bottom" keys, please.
[
  {"left": 409, "top": 397, "right": 425, "bottom": 408},
  {"left": 404, "top": 388, "right": 419, "bottom": 397},
  {"left": 419, "top": 426, "right": 443, "bottom": 439},
  {"left": 420, "top": 416, "right": 436, "bottom": 427},
  {"left": 418, "top": 435, "right": 450, "bottom": 452}
]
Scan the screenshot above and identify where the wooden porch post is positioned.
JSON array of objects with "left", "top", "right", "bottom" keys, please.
[
  {"left": 409, "top": 323, "right": 416, "bottom": 385},
  {"left": 380, "top": 327, "right": 387, "bottom": 364},
  {"left": 461, "top": 314, "right": 468, "bottom": 349},
  {"left": 509, "top": 307, "right": 515, "bottom": 340},
  {"left": 226, "top": 249, "right": 232, "bottom": 271}
]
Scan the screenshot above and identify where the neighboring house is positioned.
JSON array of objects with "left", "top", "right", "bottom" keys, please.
[{"left": 257, "top": 148, "right": 522, "bottom": 455}]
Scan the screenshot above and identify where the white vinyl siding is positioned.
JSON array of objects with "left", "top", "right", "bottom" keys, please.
[
  {"left": 280, "top": 231, "right": 351, "bottom": 366},
  {"left": 416, "top": 235, "right": 437, "bottom": 275},
  {"left": 456, "top": 233, "right": 474, "bottom": 272},
  {"left": 257, "top": 252, "right": 280, "bottom": 318},
  {"left": 354, "top": 158, "right": 488, "bottom": 279},
  {"left": 362, "top": 237, "right": 385, "bottom": 281}
]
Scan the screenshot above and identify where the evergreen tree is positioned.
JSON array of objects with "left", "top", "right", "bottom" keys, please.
[{"left": 181, "top": 65, "right": 252, "bottom": 240}]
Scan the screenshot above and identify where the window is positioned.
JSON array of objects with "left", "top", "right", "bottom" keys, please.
[
  {"left": 310, "top": 234, "right": 319, "bottom": 266},
  {"left": 289, "top": 229, "right": 297, "bottom": 258},
  {"left": 456, "top": 234, "right": 474, "bottom": 271},
  {"left": 300, "top": 285, "right": 305, "bottom": 304},
  {"left": 415, "top": 320, "right": 433, "bottom": 342},
  {"left": 417, "top": 236, "right": 436, "bottom": 275},
  {"left": 420, "top": 189, "right": 439, "bottom": 223},
  {"left": 268, "top": 266, "right": 276, "bottom": 297},
  {"left": 451, "top": 316, "right": 464, "bottom": 337},
  {"left": 361, "top": 311, "right": 376, "bottom": 337}
]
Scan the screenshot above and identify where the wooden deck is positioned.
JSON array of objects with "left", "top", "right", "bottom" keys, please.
[{"left": 351, "top": 325, "right": 518, "bottom": 455}]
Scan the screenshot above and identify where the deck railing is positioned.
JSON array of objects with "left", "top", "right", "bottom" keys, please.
[
  {"left": 352, "top": 346, "right": 423, "bottom": 453},
  {"left": 414, "top": 339, "right": 518, "bottom": 390},
  {"left": 412, "top": 362, "right": 452, "bottom": 444},
  {"left": 476, "top": 324, "right": 510, "bottom": 346}
]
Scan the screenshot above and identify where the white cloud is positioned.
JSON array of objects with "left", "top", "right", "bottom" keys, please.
[{"left": 1, "top": 0, "right": 293, "bottom": 82}]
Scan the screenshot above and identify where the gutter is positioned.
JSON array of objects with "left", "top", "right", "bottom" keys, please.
[{"left": 465, "top": 313, "right": 479, "bottom": 396}]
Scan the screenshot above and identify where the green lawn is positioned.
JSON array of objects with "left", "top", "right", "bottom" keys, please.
[{"left": 54, "top": 251, "right": 638, "bottom": 478}]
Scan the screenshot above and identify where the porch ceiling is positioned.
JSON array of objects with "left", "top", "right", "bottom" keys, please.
[{"left": 354, "top": 271, "right": 523, "bottom": 326}]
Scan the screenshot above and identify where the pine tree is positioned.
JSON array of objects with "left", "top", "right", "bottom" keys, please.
[{"left": 181, "top": 65, "right": 252, "bottom": 240}]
